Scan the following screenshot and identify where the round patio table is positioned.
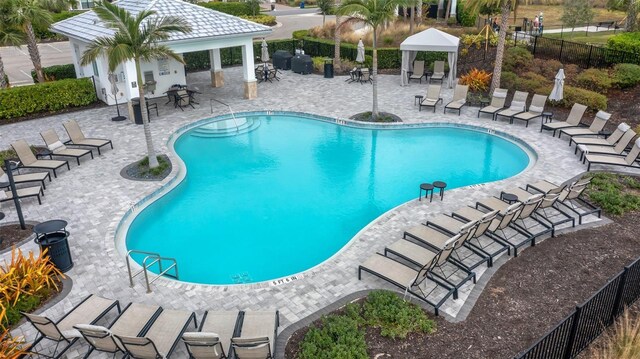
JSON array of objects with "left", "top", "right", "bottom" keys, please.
[
  {"left": 433, "top": 181, "right": 447, "bottom": 201},
  {"left": 419, "top": 183, "right": 434, "bottom": 202}
]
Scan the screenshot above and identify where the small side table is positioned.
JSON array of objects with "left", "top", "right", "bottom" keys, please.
[
  {"left": 419, "top": 183, "right": 434, "bottom": 202},
  {"left": 501, "top": 192, "right": 518, "bottom": 204},
  {"left": 414, "top": 95, "right": 424, "bottom": 106},
  {"left": 433, "top": 181, "right": 447, "bottom": 201},
  {"left": 479, "top": 99, "right": 490, "bottom": 107},
  {"left": 35, "top": 148, "right": 53, "bottom": 160}
]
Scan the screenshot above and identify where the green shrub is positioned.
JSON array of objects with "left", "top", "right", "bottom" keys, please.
[
  {"left": 361, "top": 290, "right": 436, "bottom": 339},
  {"left": 138, "top": 156, "right": 170, "bottom": 176},
  {"left": 501, "top": 71, "right": 518, "bottom": 89},
  {"left": 0, "top": 149, "right": 18, "bottom": 165},
  {"left": 586, "top": 173, "right": 640, "bottom": 215},
  {"left": 200, "top": 1, "right": 259, "bottom": 16},
  {"left": 240, "top": 14, "right": 276, "bottom": 26},
  {"left": 612, "top": 63, "right": 640, "bottom": 89},
  {"left": 503, "top": 46, "right": 533, "bottom": 73},
  {"left": 456, "top": 0, "right": 478, "bottom": 27},
  {"left": 562, "top": 85, "right": 608, "bottom": 110},
  {"left": 607, "top": 32, "right": 640, "bottom": 58},
  {"left": 299, "top": 315, "right": 368, "bottom": 359},
  {"left": 293, "top": 29, "right": 310, "bottom": 39},
  {"left": 531, "top": 58, "right": 563, "bottom": 79},
  {"left": 0, "top": 78, "right": 97, "bottom": 121},
  {"left": 34, "top": 11, "right": 82, "bottom": 40},
  {"left": 31, "top": 64, "right": 77, "bottom": 83},
  {"left": 574, "top": 68, "right": 613, "bottom": 93}
]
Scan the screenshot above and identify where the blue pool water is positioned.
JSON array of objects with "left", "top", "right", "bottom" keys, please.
[{"left": 125, "top": 113, "right": 531, "bottom": 285}]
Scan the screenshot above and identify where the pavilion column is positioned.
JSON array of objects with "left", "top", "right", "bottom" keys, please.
[
  {"left": 450, "top": 0, "right": 457, "bottom": 16},
  {"left": 241, "top": 41, "right": 257, "bottom": 100},
  {"left": 209, "top": 48, "right": 224, "bottom": 87}
]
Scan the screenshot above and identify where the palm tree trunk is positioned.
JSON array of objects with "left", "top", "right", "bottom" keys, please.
[
  {"left": 323, "top": 13, "right": 326, "bottom": 26},
  {"left": 0, "top": 54, "right": 8, "bottom": 89},
  {"left": 626, "top": 0, "right": 637, "bottom": 31},
  {"left": 334, "top": 13, "right": 341, "bottom": 67},
  {"left": 410, "top": 2, "right": 415, "bottom": 34},
  {"left": 372, "top": 27, "right": 378, "bottom": 120},
  {"left": 135, "top": 58, "right": 159, "bottom": 168},
  {"left": 490, "top": 0, "right": 511, "bottom": 94},
  {"left": 445, "top": 0, "right": 451, "bottom": 20},
  {"left": 24, "top": 22, "right": 44, "bottom": 83},
  {"left": 416, "top": 0, "right": 422, "bottom": 24}
]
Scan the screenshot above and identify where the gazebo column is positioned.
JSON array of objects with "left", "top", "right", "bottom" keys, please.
[
  {"left": 450, "top": 0, "right": 457, "bottom": 16},
  {"left": 209, "top": 48, "right": 224, "bottom": 87},
  {"left": 241, "top": 41, "right": 257, "bottom": 99}
]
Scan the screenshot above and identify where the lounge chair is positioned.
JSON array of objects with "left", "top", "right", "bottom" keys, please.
[
  {"left": 11, "top": 140, "right": 69, "bottom": 178},
  {"left": 115, "top": 309, "right": 197, "bottom": 359},
  {"left": 232, "top": 311, "right": 279, "bottom": 359},
  {"left": 540, "top": 103, "right": 588, "bottom": 136},
  {"left": 502, "top": 185, "right": 575, "bottom": 236},
  {"left": 462, "top": 201, "right": 524, "bottom": 256},
  {"left": 418, "top": 83, "right": 442, "bottom": 112},
  {"left": 23, "top": 295, "right": 120, "bottom": 359},
  {"left": 444, "top": 84, "right": 469, "bottom": 115},
  {"left": 359, "top": 235, "right": 460, "bottom": 316},
  {"left": 451, "top": 208, "right": 510, "bottom": 266},
  {"left": 559, "top": 111, "right": 610, "bottom": 140},
  {"left": 63, "top": 120, "right": 113, "bottom": 155},
  {"left": 182, "top": 311, "right": 242, "bottom": 359},
  {"left": 0, "top": 185, "right": 44, "bottom": 205},
  {"left": 527, "top": 177, "right": 601, "bottom": 224},
  {"left": 512, "top": 94, "right": 547, "bottom": 127},
  {"left": 494, "top": 91, "right": 528, "bottom": 123},
  {"left": 478, "top": 88, "right": 508, "bottom": 120},
  {"left": 409, "top": 60, "right": 426, "bottom": 83},
  {"left": 41, "top": 129, "right": 94, "bottom": 166},
  {"left": 0, "top": 166, "right": 50, "bottom": 189},
  {"left": 584, "top": 138, "right": 640, "bottom": 171},
  {"left": 571, "top": 122, "right": 630, "bottom": 148},
  {"left": 74, "top": 302, "right": 162, "bottom": 358},
  {"left": 577, "top": 129, "right": 636, "bottom": 160},
  {"left": 430, "top": 61, "right": 445, "bottom": 83},
  {"left": 426, "top": 214, "right": 490, "bottom": 270}
]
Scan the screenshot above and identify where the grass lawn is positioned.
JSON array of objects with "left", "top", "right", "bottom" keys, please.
[
  {"left": 542, "top": 30, "right": 619, "bottom": 45},
  {"left": 506, "top": 5, "right": 625, "bottom": 26}
]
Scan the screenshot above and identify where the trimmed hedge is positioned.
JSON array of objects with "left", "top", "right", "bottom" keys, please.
[
  {"left": 607, "top": 32, "right": 640, "bottom": 58},
  {"left": 612, "top": 63, "right": 640, "bottom": 89},
  {"left": 561, "top": 85, "right": 608, "bottom": 110},
  {"left": 200, "top": 1, "right": 259, "bottom": 16},
  {"left": 240, "top": 15, "right": 277, "bottom": 26},
  {"left": 0, "top": 78, "right": 97, "bottom": 121},
  {"left": 31, "top": 64, "right": 77, "bottom": 83},
  {"left": 575, "top": 68, "right": 613, "bottom": 93}
]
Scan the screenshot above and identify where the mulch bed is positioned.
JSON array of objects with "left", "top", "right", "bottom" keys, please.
[
  {"left": 0, "top": 224, "right": 35, "bottom": 251},
  {"left": 285, "top": 211, "right": 640, "bottom": 358},
  {"left": 350, "top": 112, "right": 403, "bottom": 123},
  {"left": 120, "top": 154, "right": 172, "bottom": 181}
]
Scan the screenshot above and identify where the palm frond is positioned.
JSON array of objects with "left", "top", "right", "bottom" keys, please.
[{"left": 80, "top": 36, "right": 113, "bottom": 66}]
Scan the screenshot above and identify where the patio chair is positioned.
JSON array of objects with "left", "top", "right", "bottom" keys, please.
[
  {"left": 182, "top": 310, "right": 242, "bottom": 359},
  {"left": 11, "top": 140, "right": 69, "bottom": 178},
  {"left": 444, "top": 84, "right": 469, "bottom": 115},
  {"left": 232, "top": 311, "right": 279, "bottom": 359},
  {"left": 425, "top": 214, "right": 490, "bottom": 271},
  {"left": 23, "top": 295, "right": 120, "bottom": 359},
  {"left": 409, "top": 60, "right": 426, "bottom": 83},
  {"left": 494, "top": 91, "right": 528, "bottom": 123},
  {"left": 478, "top": 88, "right": 508, "bottom": 120},
  {"left": 40, "top": 129, "right": 93, "bottom": 166},
  {"left": 511, "top": 94, "right": 548, "bottom": 127},
  {"left": 462, "top": 201, "right": 525, "bottom": 256},
  {"left": 74, "top": 302, "right": 162, "bottom": 358},
  {"left": 584, "top": 138, "right": 640, "bottom": 171},
  {"left": 359, "top": 235, "right": 460, "bottom": 316},
  {"left": 360, "top": 68, "right": 372, "bottom": 84},
  {"left": 0, "top": 166, "right": 50, "bottom": 189},
  {"left": 175, "top": 89, "right": 196, "bottom": 111},
  {"left": 559, "top": 111, "right": 610, "bottom": 140},
  {"left": 265, "top": 64, "right": 280, "bottom": 82},
  {"left": 430, "top": 61, "right": 445, "bottom": 83},
  {"left": 115, "top": 308, "right": 197, "bottom": 359},
  {"left": 418, "top": 83, "right": 442, "bottom": 112},
  {"left": 255, "top": 64, "right": 266, "bottom": 83},
  {"left": 62, "top": 120, "right": 113, "bottom": 155},
  {"left": 540, "top": 103, "right": 588, "bottom": 136},
  {"left": 577, "top": 129, "right": 636, "bottom": 160},
  {"left": 346, "top": 67, "right": 359, "bottom": 83},
  {"left": 1, "top": 185, "right": 44, "bottom": 205},
  {"left": 527, "top": 177, "right": 601, "bottom": 224},
  {"left": 451, "top": 208, "right": 509, "bottom": 267},
  {"left": 502, "top": 185, "right": 575, "bottom": 236},
  {"left": 571, "top": 122, "right": 631, "bottom": 148}
]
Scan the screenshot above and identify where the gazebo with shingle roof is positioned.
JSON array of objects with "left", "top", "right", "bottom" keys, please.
[{"left": 52, "top": 0, "right": 272, "bottom": 106}]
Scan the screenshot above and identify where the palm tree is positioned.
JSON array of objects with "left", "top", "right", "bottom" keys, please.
[
  {"left": 334, "top": 0, "right": 342, "bottom": 67},
  {"left": 0, "top": 1, "right": 24, "bottom": 88},
  {"left": 337, "top": 0, "right": 410, "bottom": 120},
  {"left": 81, "top": 1, "right": 191, "bottom": 168},
  {"left": 467, "top": 0, "right": 513, "bottom": 93},
  {"left": 317, "top": 0, "right": 335, "bottom": 25},
  {"left": 8, "top": 0, "right": 69, "bottom": 83}
]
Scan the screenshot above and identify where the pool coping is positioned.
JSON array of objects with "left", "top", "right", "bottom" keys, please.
[{"left": 113, "top": 110, "right": 539, "bottom": 288}]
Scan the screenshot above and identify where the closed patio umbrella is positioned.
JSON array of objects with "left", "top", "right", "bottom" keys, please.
[
  {"left": 108, "top": 73, "right": 126, "bottom": 122},
  {"left": 261, "top": 39, "right": 270, "bottom": 63},
  {"left": 549, "top": 69, "right": 565, "bottom": 101},
  {"left": 356, "top": 39, "right": 365, "bottom": 64}
]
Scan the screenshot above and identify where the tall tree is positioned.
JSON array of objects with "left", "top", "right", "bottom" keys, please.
[
  {"left": 337, "top": 0, "right": 410, "bottom": 120},
  {"left": 0, "top": 1, "right": 24, "bottom": 89},
  {"left": 81, "top": 1, "right": 191, "bottom": 168},
  {"left": 334, "top": 0, "right": 342, "bottom": 67},
  {"left": 467, "top": 0, "right": 513, "bottom": 93},
  {"left": 607, "top": 0, "right": 638, "bottom": 31},
  {"left": 561, "top": 0, "right": 594, "bottom": 34},
  {"left": 318, "top": 0, "right": 335, "bottom": 25}
]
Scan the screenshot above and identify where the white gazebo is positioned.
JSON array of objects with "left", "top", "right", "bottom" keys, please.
[
  {"left": 52, "top": 0, "right": 272, "bottom": 106},
  {"left": 400, "top": 28, "right": 459, "bottom": 88}
]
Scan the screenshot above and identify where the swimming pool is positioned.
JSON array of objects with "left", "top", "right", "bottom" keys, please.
[{"left": 124, "top": 113, "right": 532, "bottom": 285}]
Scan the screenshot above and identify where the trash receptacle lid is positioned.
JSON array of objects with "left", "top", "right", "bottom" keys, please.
[{"left": 33, "top": 220, "right": 68, "bottom": 235}]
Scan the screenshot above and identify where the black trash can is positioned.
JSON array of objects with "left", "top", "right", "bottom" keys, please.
[
  {"left": 34, "top": 220, "right": 73, "bottom": 273},
  {"left": 324, "top": 58, "right": 334, "bottom": 78},
  {"left": 131, "top": 97, "right": 143, "bottom": 125},
  {"left": 273, "top": 50, "right": 293, "bottom": 70},
  {"left": 427, "top": 4, "right": 437, "bottom": 19}
]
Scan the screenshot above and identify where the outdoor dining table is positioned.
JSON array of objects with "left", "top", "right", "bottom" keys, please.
[{"left": 164, "top": 87, "right": 201, "bottom": 107}]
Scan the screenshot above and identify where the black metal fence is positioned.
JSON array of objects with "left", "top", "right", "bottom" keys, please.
[
  {"left": 516, "top": 256, "right": 640, "bottom": 359},
  {"left": 519, "top": 34, "right": 640, "bottom": 68}
]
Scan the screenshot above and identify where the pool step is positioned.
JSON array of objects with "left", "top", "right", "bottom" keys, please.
[{"left": 191, "top": 118, "right": 261, "bottom": 138}]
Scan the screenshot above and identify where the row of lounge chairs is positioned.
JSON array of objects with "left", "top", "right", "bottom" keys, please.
[
  {"left": 478, "top": 89, "right": 548, "bottom": 127},
  {"left": 359, "top": 177, "right": 601, "bottom": 315},
  {"left": 0, "top": 120, "right": 112, "bottom": 206},
  {"left": 24, "top": 294, "right": 279, "bottom": 359}
]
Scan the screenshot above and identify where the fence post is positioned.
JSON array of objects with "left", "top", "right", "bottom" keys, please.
[
  {"left": 563, "top": 306, "right": 583, "bottom": 359},
  {"left": 90, "top": 75, "right": 98, "bottom": 101},
  {"left": 559, "top": 40, "right": 564, "bottom": 62},
  {"left": 585, "top": 22, "right": 589, "bottom": 37},
  {"left": 587, "top": 45, "right": 593, "bottom": 68},
  {"left": 612, "top": 268, "right": 629, "bottom": 320},
  {"left": 533, "top": 36, "right": 538, "bottom": 56}
]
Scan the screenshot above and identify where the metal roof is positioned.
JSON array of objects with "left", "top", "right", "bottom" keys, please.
[{"left": 51, "top": 0, "right": 272, "bottom": 43}]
